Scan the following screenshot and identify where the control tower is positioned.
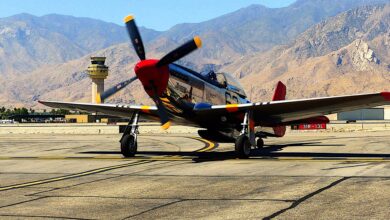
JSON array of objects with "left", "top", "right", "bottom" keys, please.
[{"left": 87, "top": 57, "right": 108, "bottom": 103}]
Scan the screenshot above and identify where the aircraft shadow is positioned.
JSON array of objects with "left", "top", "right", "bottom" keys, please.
[{"left": 79, "top": 141, "right": 390, "bottom": 162}]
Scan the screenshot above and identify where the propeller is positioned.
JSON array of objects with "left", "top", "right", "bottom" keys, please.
[
  {"left": 101, "top": 15, "right": 202, "bottom": 129},
  {"left": 96, "top": 76, "right": 138, "bottom": 103},
  {"left": 156, "top": 36, "right": 202, "bottom": 67},
  {"left": 151, "top": 85, "right": 171, "bottom": 129},
  {"left": 124, "top": 15, "right": 146, "bottom": 60}
]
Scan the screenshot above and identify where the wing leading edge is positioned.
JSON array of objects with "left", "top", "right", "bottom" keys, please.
[
  {"left": 195, "top": 92, "right": 390, "bottom": 125},
  {"left": 38, "top": 101, "right": 159, "bottom": 120}
]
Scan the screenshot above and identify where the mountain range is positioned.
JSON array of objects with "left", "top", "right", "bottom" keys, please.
[
  {"left": 223, "top": 4, "right": 390, "bottom": 101},
  {"left": 0, "top": 0, "right": 389, "bottom": 107}
]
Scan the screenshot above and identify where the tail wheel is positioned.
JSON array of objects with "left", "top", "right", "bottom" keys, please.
[
  {"left": 256, "top": 138, "right": 264, "bottom": 149},
  {"left": 235, "top": 135, "right": 251, "bottom": 159},
  {"left": 121, "top": 134, "right": 137, "bottom": 157}
]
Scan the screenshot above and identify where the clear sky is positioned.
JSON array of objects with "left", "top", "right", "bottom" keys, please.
[{"left": 0, "top": 0, "right": 296, "bottom": 31}]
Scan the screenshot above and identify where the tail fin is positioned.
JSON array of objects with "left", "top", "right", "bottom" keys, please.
[
  {"left": 272, "top": 81, "right": 286, "bottom": 101},
  {"left": 272, "top": 81, "right": 287, "bottom": 137}
]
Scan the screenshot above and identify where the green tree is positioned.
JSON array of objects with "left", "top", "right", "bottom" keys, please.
[{"left": 21, "top": 107, "right": 28, "bottom": 115}]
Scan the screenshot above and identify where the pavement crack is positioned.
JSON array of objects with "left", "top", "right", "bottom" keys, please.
[
  {"left": 322, "top": 163, "right": 372, "bottom": 170},
  {"left": 263, "top": 177, "right": 351, "bottom": 220},
  {"left": 27, "top": 175, "right": 124, "bottom": 197},
  {"left": 0, "top": 196, "right": 48, "bottom": 209},
  {"left": 123, "top": 200, "right": 183, "bottom": 219},
  {"left": 123, "top": 161, "right": 189, "bottom": 175}
]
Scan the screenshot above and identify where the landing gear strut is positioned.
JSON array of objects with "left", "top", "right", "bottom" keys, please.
[
  {"left": 235, "top": 111, "right": 255, "bottom": 158},
  {"left": 120, "top": 112, "right": 139, "bottom": 157}
]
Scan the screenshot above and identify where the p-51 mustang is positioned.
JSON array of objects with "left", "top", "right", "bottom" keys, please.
[{"left": 40, "top": 15, "right": 390, "bottom": 158}]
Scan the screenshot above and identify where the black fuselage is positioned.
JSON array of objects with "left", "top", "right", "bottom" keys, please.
[{"left": 162, "top": 63, "right": 248, "bottom": 134}]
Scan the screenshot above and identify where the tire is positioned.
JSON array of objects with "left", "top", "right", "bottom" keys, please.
[
  {"left": 120, "top": 134, "right": 137, "bottom": 157},
  {"left": 256, "top": 138, "right": 264, "bottom": 149},
  {"left": 235, "top": 135, "right": 251, "bottom": 159}
]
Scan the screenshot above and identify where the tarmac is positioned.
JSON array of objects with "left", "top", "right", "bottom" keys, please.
[{"left": 0, "top": 128, "right": 390, "bottom": 219}]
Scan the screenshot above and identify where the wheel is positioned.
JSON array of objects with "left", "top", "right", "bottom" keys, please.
[
  {"left": 256, "top": 138, "right": 264, "bottom": 149},
  {"left": 120, "top": 134, "right": 137, "bottom": 157},
  {"left": 235, "top": 135, "right": 251, "bottom": 159}
]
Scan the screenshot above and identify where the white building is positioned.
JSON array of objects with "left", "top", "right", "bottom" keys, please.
[{"left": 328, "top": 105, "right": 390, "bottom": 121}]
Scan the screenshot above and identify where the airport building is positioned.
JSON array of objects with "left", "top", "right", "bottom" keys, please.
[
  {"left": 87, "top": 57, "right": 108, "bottom": 104},
  {"left": 328, "top": 105, "right": 390, "bottom": 121},
  {"left": 8, "top": 114, "right": 65, "bottom": 123},
  {"left": 65, "top": 114, "right": 94, "bottom": 123},
  {"left": 65, "top": 114, "right": 127, "bottom": 123}
]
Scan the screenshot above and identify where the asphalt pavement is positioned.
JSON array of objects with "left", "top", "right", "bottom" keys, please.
[{"left": 0, "top": 131, "right": 389, "bottom": 219}]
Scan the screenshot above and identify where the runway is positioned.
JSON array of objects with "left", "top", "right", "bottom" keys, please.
[{"left": 0, "top": 131, "right": 390, "bottom": 219}]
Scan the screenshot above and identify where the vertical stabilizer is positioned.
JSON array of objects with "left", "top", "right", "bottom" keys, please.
[
  {"left": 272, "top": 81, "right": 286, "bottom": 101},
  {"left": 272, "top": 81, "right": 286, "bottom": 137}
]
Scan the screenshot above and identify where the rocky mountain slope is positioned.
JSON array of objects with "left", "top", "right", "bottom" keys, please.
[
  {"left": 153, "top": 0, "right": 389, "bottom": 69},
  {"left": 0, "top": 1, "right": 389, "bottom": 107},
  {"left": 0, "top": 13, "right": 160, "bottom": 76},
  {"left": 222, "top": 4, "right": 390, "bottom": 101}
]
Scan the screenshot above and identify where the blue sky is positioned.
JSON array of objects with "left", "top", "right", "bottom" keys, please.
[{"left": 0, "top": 0, "right": 296, "bottom": 31}]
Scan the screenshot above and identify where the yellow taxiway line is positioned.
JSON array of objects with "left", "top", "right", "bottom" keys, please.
[{"left": 191, "top": 137, "right": 218, "bottom": 152}]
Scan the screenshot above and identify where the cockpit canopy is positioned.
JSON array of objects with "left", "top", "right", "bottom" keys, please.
[
  {"left": 219, "top": 72, "right": 247, "bottom": 98},
  {"left": 172, "top": 64, "right": 247, "bottom": 98},
  {"left": 203, "top": 71, "right": 246, "bottom": 98}
]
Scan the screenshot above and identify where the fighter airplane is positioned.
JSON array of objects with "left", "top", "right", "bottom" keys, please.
[{"left": 39, "top": 15, "right": 390, "bottom": 158}]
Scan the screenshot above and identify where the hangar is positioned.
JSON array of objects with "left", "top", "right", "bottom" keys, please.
[{"left": 335, "top": 105, "right": 390, "bottom": 121}]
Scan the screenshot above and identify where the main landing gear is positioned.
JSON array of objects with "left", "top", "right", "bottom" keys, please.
[
  {"left": 235, "top": 111, "right": 264, "bottom": 158},
  {"left": 120, "top": 112, "right": 139, "bottom": 157},
  {"left": 235, "top": 135, "right": 251, "bottom": 159}
]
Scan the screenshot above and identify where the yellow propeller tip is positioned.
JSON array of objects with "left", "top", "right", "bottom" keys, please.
[
  {"left": 194, "top": 36, "right": 202, "bottom": 48},
  {"left": 124, "top": 15, "right": 134, "bottom": 23},
  {"left": 161, "top": 121, "right": 171, "bottom": 130}
]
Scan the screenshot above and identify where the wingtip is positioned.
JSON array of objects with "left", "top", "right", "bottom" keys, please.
[
  {"left": 381, "top": 92, "right": 390, "bottom": 101},
  {"left": 161, "top": 121, "right": 171, "bottom": 130},
  {"left": 37, "top": 100, "right": 48, "bottom": 104}
]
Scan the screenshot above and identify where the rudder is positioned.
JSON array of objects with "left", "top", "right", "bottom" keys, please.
[
  {"left": 272, "top": 81, "right": 286, "bottom": 137},
  {"left": 272, "top": 81, "right": 286, "bottom": 101}
]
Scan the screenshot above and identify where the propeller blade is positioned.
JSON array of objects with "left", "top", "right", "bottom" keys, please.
[
  {"left": 151, "top": 86, "right": 171, "bottom": 130},
  {"left": 156, "top": 36, "right": 202, "bottom": 67},
  {"left": 124, "top": 15, "right": 146, "bottom": 60},
  {"left": 154, "top": 95, "right": 171, "bottom": 130},
  {"left": 99, "top": 76, "right": 138, "bottom": 102}
]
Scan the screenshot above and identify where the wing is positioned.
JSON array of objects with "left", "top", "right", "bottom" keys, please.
[
  {"left": 195, "top": 92, "right": 390, "bottom": 125},
  {"left": 39, "top": 101, "right": 159, "bottom": 120}
]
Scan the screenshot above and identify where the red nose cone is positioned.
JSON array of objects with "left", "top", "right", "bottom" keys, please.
[{"left": 134, "top": 59, "right": 170, "bottom": 97}]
